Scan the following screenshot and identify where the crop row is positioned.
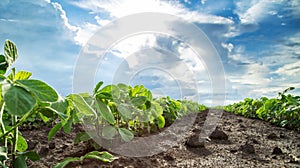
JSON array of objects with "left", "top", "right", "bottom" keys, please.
[
  {"left": 224, "top": 87, "right": 300, "bottom": 131},
  {"left": 0, "top": 40, "right": 207, "bottom": 168}
]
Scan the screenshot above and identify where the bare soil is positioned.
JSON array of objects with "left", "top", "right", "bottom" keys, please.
[{"left": 22, "top": 110, "right": 300, "bottom": 168}]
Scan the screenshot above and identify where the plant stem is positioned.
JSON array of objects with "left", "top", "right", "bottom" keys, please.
[
  {"left": 0, "top": 106, "right": 37, "bottom": 140},
  {"left": 12, "top": 115, "right": 18, "bottom": 162},
  {"left": 0, "top": 102, "right": 7, "bottom": 165}
]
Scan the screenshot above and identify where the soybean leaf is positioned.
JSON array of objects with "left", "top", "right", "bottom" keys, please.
[
  {"left": 68, "top": 94, "right": 96, "bottom": 119},
  {"left": 102, "top": 125, "right": 117, "bottom": 140},
  {"left": 17, "top": 79, "right": 58, "bottom": 102},
  {"left": 96, "top": 100, "right": 115, "bottom": 125},
  {"left": 0, "top": 146, "right": 8, "bottom": 161},
  {"left": 93, "top": 81, "right": 103, "bottom": 95},
  {"left": 54, "top": 157, "right": 80, "bottom": 168},
  {"left": 131, "top": 96, "right": 146, "bottom": 107},
  {"left": 13, "top": 156, "right": 27, "bottom": 168},
  {"left": 7, "top": 67, "right": 15, "bottom": 81},
  {"left": 14, "top": 71, "right": 32, "bottom": 80},
  {"left": 84, "top": 151, "right": 117, "bottom": 162},
  {"left": 117, "top": 103, "right": 132, "bottom": 120},
  {"left": 44, "top": 107, "right": 68, "bottom": 120},
  {"left": 3, "top": 85, "right": 36, "bottom": 116},
  {"left": 151, "top": 102, "right": 163, "bottom": 118},
  {"left": 74, "top": 132, "right": 90, "bottom": 144},
  {"left": 17, "top": 135, "right": 28, "bottom": 152},
  {"left": 49, "top": 99, "right": 69, "bottom": 119},
  {"left": 157, "top": 115, "right": 165, "bottom": 129},
  {"left": 17, "top": 151, "right": 40, "bottom": 161},
  {"left": 63, "top": 110, "right": 74, "bottom": 134},
  {"left": 118, "top": 128, "right": 134, "bottom": 142},
  {"left": 0, "top": 162, "right": 8, "bottom": 168},
  {"left": 0, "top": 55, "right": 8, "bottom": 75},
  {"left": 4, "top": 40, "right": 18, "bottom": 67},
  {"left": 48, "top": 123, "right": 62, "bottom": 141}
]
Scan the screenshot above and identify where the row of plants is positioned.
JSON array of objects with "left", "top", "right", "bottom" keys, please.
[
  {"left": 0, "top": 40, "right": 208, "bottom": 167},
  {"left": 224, "top": 87, "right": 300, "bottom": 131}
]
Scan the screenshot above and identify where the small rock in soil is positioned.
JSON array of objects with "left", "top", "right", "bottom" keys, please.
[
  {"left": 240, "top": 143, "right": 255, "bottom": 154},
  {"left": 49, "top": 142, "right": 55, "bottom": 149},
  {"left": 39, "top": 146, "right": 49, "bottom": 157},
  {"left": 164, "top": 154, "right": 175, "bottom": 161},
  {"left": 186, "top": 135, "right": 205, "bottom": 148},
  {"left": 267, "top": 133, "right": 278, "bottom": 140},
  {"left": 230, "top": 149, "right": 238, "bottom": 153},
  {"left": 209, "top": 129, "right": 228, "bottom": 140},
  {"left": 272, "top": 147, "right": 283, "bottom": 155},
  {"left": 251, "top": 138, "right": 260, "bottom": 144},
  {"left": 28, "top": 140, "right": 37, "bottom": 150}
]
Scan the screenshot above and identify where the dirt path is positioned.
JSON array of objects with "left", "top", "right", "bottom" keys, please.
[{"left": 24, "top": 110, "right": 300, "bottom": 168}]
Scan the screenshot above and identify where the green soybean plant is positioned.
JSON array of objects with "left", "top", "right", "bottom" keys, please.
[
  {"left": 0, "top": 40, "right": 66, "bottom": 167},
  {"left": 224, "top": 87, "right": 300, "bottom": 131}
]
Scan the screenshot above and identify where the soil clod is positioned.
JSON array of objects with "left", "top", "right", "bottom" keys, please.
[
  {"left": 209, "top": 129, "right": 228, "bottom": 140},
  {"left": 240, "top": 143, "right": 255, "bottom": 154},
  {"left": 272, "top": 147, "right": 283, "bottom": 155}
]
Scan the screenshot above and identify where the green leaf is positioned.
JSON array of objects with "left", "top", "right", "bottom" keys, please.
[
  {"left": 74, "top": 132, "right": 90, "bottom": 144},
  {"left": 3, "top": 85, "right": 36, "bottom": 116},
  {"left": 131, "top": 96, "right": 147, "bottom": 107},
  {"left": 0, "top": 162, "right": 8, "bottom": 168},
  {"left": 102, "top": 125, "right": 117, "bottom": 140},
  {"left": 84, "top": 151, "right": 117, "bottom": 163},
  {"left": 14, "top": 71, "right": 32, "bottom": 80},
  {"left": 157, "top": 115, "right": 165, "bottom": 129},
  {"left": 63, "top": 110, "right": 74, "bottom": 134},
  {"left": 48, "top": 123, "right": 62, "bottom": 141},
  {"left": 17, "top": 79, "right": 58, "bottom": 102},
  {"left": 17, "top": 135, "right": 28, "bottom": 152},
  {"left": 96, "top": 100, "right": 115, "bottom": 125},
  {"left": 38, "top": 111, "right": 51, "bottom": 122},
  {"left": 0, "top": 146, "right": 8, "bottom": 161},
  {"left": 45, "top": 107, "right": 68, "bottom": 120},
  {"left": 151, "top": 102, "right": 163, "bottom": 118},
  {"left": 93, "top": 81, "right": 103, "bottom": 95},
  {"left": 13, "top": 156, "right": 27, "bottom": 168},
  {"left": 68, "top": 94, "right": 96, "bottom": 118},
  {"left": 4, "top": 40, "right": 18, "bottom": 67},
  {"left": 118, "top": 128, "right": 134, "bottom": 142},
  {"left": 7, "top": 67, "right": 15, "bottom": 81},
  {"left": 54, "top": 157, "right": 80, "bottom": 168},
  {"left": 117, "top": 103, "right": 132, "bottom": 120},
  {"left": 0, "top": 55, "right": 8, "bottom": 75},
  {"left": 17, "top": 151, "right": 40, "bottom": 161}
]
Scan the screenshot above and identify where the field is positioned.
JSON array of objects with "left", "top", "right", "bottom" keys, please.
[
  {"left": 25, "top": 109, "right": 300, "bottom": 168},
  {"left": 0, "top": 40, "right": 299, "bottom": 168}
]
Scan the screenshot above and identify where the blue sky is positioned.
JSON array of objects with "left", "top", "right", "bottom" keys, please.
[{"left": 0, "top": 0, "right": 299, "bottom": 105}]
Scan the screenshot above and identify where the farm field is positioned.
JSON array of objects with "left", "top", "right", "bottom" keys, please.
[
  {"left": 24, "top": 109, "right": 300, "bottom": 168},
  {"left": 1, "top": 41, "right": 299, "bottom": 168}
]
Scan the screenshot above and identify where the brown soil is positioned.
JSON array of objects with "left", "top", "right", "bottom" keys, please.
[{"left": 22, "top": 110, "right": 300, "bottom": 168}]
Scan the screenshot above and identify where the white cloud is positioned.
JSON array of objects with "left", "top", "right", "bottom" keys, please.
[
  {"left": 94, "top": 16, "right": 111, "bottom": 26},
  {"left": 0, "top": 0, "right": 78, "bottom": 95},
  {"left": 275, "top": 60, "right": 300, "bottom": 76},
  {"left": 221, "top": 43, "right": 234, "bottom": 52},
  {"left": 234, "top": 0, "right": 283, "bottom": 24},
  {"left": 74, "top": 22, "right": 100, "bottom": 46},
  {"left": 72, "top": 0, "right": 233, "bottom": 24},
  {"left": 51, "top": 2, "right": 79, "bottom": 32},
  {"left": 229, "top": 63, "right": 271, "bottom": 85}
]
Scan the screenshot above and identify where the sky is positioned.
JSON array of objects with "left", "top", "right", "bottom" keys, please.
[{"left": 0, "top": 0, "right": 299, "bottom": 105}]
